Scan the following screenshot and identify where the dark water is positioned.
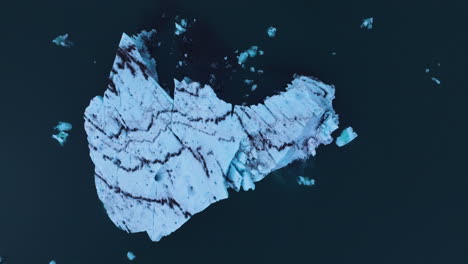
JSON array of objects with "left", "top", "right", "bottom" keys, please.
[{"left": 1, "top": 0, "right": 467, "bottom": 263}]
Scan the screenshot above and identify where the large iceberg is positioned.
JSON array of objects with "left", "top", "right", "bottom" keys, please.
[{"left": 84, "top": 31, "right": 340, "bottom": 241}]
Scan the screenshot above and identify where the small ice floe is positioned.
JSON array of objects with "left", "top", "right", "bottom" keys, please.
[
  {"left": 360, "top": 17, "right": 374, "bottom": 29},
  {"left": 336, "top": 127, "right": 358, "bottom": 147},
  {"left": 332, "top": 52, "right": 337, "bottom": 56},
  {"left": 267, "top": 26, "right": 277, "bottom": 38},
  {"left": 425, "top": 68, "right": 430, "bottom": 73},
  {"left": 52, "top": 121, "right": 72, "bottom": 146},
  {"left": 0, "top": 256, "right": 4, "bottom": 263},
  {"left": 175, "top": 18, "right": 188, "bottom": 35},
  {"left": 52, "top": 34, "right": 74, "bottom": 47},
  {"left": 249, "top": 66, "right": 256, "bottom": 72},
  {"left": 251, "top": 84, "right": 258, "bottom": 91},
  {"left": 297, "top": 176, "right": 315, "bottom": 186},
  {"left": 257, "top": 69, "right": 264, "bottom": 74},
  {"left": 244, "top": 79, "right": 254, "bottom": 85},
  {"left": 431, "top": 77, "right": 441, "bottom": 85},
  {"left": 127, "top": 251, "right": 136, "bottom": 261},
  {"left": 259, "top": 50, "right": 264, "bottom": 56},
  {"left": 49, "top": 260, "right": 57, "bottom": 264},
  {"left": 237, "top": 46, "right": 259, "bottom": 66}
]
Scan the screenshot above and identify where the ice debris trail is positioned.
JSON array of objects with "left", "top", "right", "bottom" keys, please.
[
  {"left": 360, "top": 18, "right": 374, "bottom": 29},
  {"left": 52, "top": 34, "right": 73, "bottom": 47},
  {"left": 84, "top": 30, "right": 341, "bottom": 242},
  {"left": 336, "top": 127, "right": 358, "bottom": 147},
  {"left": 297, "top": 176, "right": 315, "bottom": 186},
  {"left": 52, "top": 121, "right": 72, "bottom": 146}
]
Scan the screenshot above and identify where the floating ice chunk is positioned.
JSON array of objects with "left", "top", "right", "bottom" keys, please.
[
  {"left": 49, "top": 260, "right": 57, "bottom": 264},
  {"left": 244, "top": 79, "right": 254, "bottom": 85},
  {"left": 360, "top": 18, "right": 374, "bottom": 29},
  {"left": 267, "top": 26, "right": 277, "bottom": 38},
  {"left": 237, "top": 46, "right": 259, "bottom": 66},
  {"left": 0, "top": 256, "right": 3, "bottom": 263},
  {"left": 54, "top": 121, "right": 72, "bottom": 132},
  {"left": 250, "top": 66, "right": 256, "bottom": 72},
  {"left": 84, "top": 32, "right": 342, "bottom": 242},
  {"left": 431, "top": 77, "right": 441, "bottom": 85},
  {"left": 52, "top": 132, "right": 69, "bottom": 146},
  {"left": 175, "top": 18, "right": 188, "bottom": 35},
  {"left": 257, "top": 69, "right": 264, "bottom": 74},
  {"left": 297, "top": 176, "right": 315, "bottom": 186},
  {"left": 52, "top": 34, "right": 73, "bottom": 47},
  {"left": 259, "top": 50, "right": 264, "bottom": 56},
  {"left": 251, "top": 84, "right": 258, "bottom": 91},
  {"left": 52, "top": 121, "right": 72, "bottom": 146},
  {"left": 247, "top": 46, "right": 258, "bottom": 57},
  {"left": 425, "top": 68, "right": 430, "bottom": 73},
  {"left": 336, "top": 127, "right": 358, "bottom": 147},
  {"left": 332, "top": 52, "right": 337, "bottom": 56},
  {"left": 127, "top": 251, "right": 136, "bottom": 261}
]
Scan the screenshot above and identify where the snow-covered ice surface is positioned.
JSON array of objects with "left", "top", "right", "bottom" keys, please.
[
  {"left": 84, "top": 31, "right": 341, "bottom": 241},
  {"left": 336, "top": 127, "right": 358, "bottom": 147}
]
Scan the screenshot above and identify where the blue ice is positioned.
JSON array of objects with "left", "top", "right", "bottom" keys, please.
[
  {"left": 267, "top": 26, "right": 277, "bottom": 38},
  {"left": 431, "top": 77, "right": 441, "bottom": 85},
  {"left": 336, "top": 127, "right": 358, "bottom": 147},
  {"left": 127, "top": 251, "right": 136, "bottom": 261},
  {"left": 297, "top": 176, "right": 315, "bottom": 186},
  {"left": 175, "top": 18, "right": 188, "bottom": 35},
  {"left": 52, "top": 121, "right": 72, "bottom": 146},
  {"left": 360, "top": 18, "right": 374, "bottom": 29},
  {"left": 52, "top": 34, "right": 73, "bottom": 47},
  {"left": 237, "top": 46, "right": 259, "bottom": 66}
]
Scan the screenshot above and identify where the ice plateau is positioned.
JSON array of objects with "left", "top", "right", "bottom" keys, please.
[{"left": 84, "top": 30, "right": 341, "bottom": 241}]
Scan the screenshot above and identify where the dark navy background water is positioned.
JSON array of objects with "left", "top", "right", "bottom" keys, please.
[{"left": 1, "top": 0, "right": 467, "bottom": 263}]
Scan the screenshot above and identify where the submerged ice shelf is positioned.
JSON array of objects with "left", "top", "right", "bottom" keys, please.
[{"left": 84, "top": 30, "right": 341, "bottom": 241}]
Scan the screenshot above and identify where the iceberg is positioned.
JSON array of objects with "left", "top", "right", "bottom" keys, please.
[
  {"left": 360, "top": 18, "right": 374, "bottom": 29},
  {"left": 52, "top": 34, "right": 73, "bottom": 47},
  {"left": 49, "top": 261, "right": 56, "bottom": 264},
  {"left": 127, "top": 251, "right": 136, "bottom": 261},
  {"left": 335, "top": 127, "right": 358, "bottom": 147},
  {"left": 297, "top": 176, "right": 315, "bottom": 186},
  {"left": 52, "top": 121, "right": 72, "bottom": 146},
  {"left": 267, "top": 26, "right": 277, "bottom": 38},
  {"left": 84, "top": 31, "right": 341, "bottom": 242}
]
